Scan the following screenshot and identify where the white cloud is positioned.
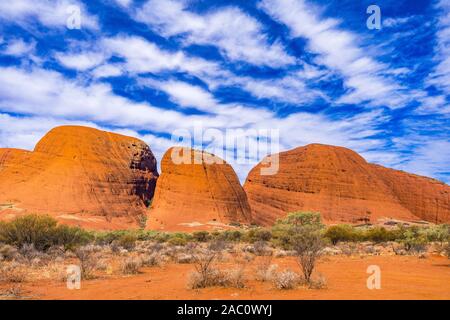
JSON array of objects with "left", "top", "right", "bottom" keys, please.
[
  {"left": 259, "top": 0, "right": 409, "bottom": 108},
  {"left": 0, "top": 0, "right": 99, "bottom": 30},
  {"left": 427, "top": 0, "right": 450, "bottom": 96},
  {"left": 1, "top": 38, "right": 36, "bottom": 57},
  {"left": 134, "top": 0, "right": 295, "bottom": 67},
  {"left": 55, "top": 52, "right": 106, "bottom": 71}
]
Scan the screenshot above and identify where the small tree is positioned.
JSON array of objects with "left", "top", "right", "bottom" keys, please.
[
  {"left": 272, "top": 212, "right": 326, "bottom": 283},
  {"left": 292, "top": 225, "right": 325, "bottom": 283}
]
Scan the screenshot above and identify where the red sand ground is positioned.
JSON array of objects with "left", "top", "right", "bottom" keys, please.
[{"left": 5, "top": 255, "right": 449, "bottom": 300}]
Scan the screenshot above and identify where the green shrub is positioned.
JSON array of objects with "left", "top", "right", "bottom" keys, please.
[
  {"left": 214, "top": 230, "right": 244, "bottom": 242},
  {"left": 422, "top": 224, "right": 449, "bottom": 244},
  {"left": 401, "top": 226, "right": 428, "bottom": 253},
  {"left": 244, "top": 228, "right": 272, "bottom": 243},
  {"left": 168, "top": 236, "right": 188, "bottom": 246},
  {"left": 193, "top": 231, "right": 211, "bottom": 242},
  {"left": 0, "top": 215, "right": 92, "bottom": 251},
  {"left": 324, "top": 225, "right": 356, "bottom": 245},
  {"left": 363, "top": 226, "right": 396, "bottom": 243},
  {"left": 118, "top": 233, "right": 138, "bottom": 250},
  {"left": 271, "top": 212, "right": 324, "bottom": 249}
]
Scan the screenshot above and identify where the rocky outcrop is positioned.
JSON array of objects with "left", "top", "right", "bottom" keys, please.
[
  {"left": 244, "top": 144, "right": 449, "bottom": 226},
  {"left": 371, "top": 165, "right": 449, "bottom": 224},
  {"left": 0, "top": 126, "right": 158, "bottom": 229},
  {"left": 0, "top": 148, "right": 30, "bottom": 169},
  {"left": 148, "top": 147, "right": 251, "bottom": 231}
]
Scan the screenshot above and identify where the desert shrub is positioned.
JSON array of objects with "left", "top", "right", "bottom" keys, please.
[
  {"left": 118, "top": 233, "right": 138, "bottom": 250},
  {"left": 271, "top": 212, "right": 324, "bottom": 249},
  {"left": 222, "top": 267, "right": 246, "bottom": 288},
  {"left": 363, "top": 226, "right": 396, "bottom": 243},
  {"left": 215, "top": 230, "right": 244, "bottom": 242},
  {"left": 0, "top": 215, "right": 91, "bottom": 251},
  {"left": 193, "top": 231, "right": 211, "bottom": 242},
  {"left": 309, "top": 274, "right": 327, "bottom": 289},
  {"left": 188, "top": 240, "right": 226, "bottom": 288},
  {"left": 253, "top": 241, "right": 271, "bottom": 256},
  {"left": 0, "top": 262, "right": 27, "bottom": 283},
  {"left": 165, "top": 233, "right": 193, "bottom": 247},
  {"left": 120, "top": 257, "right": 142, "bottom": 274},
  {"left": 0, "top": 244, "right": 19, "bottom": 261},
  {"left": 136, "top": 214, "right": 148, "bottom": 229},
  {"left": 444, "top": 242, "right": 450, "bottom": 259},
  {"left": 141, "top": 253, "right": 162, "bottom": 267},
  {"left": 272, "top": 212, "right": 325, "bottom": 283},
  {"left": 255, "top": 256, "right": 277, "bottom": 282},
  {"left": 324, "top": 225, "right": 357, "bottom": 245},
  {"left": 423, "top": 224, "right": 449, "bottom": 244},
  {"left": 401, "top": 227, "right": 428, "bottom": 254},
  {"left": 292, "top": 226, "right": 326, "bottom": 283},
  {"left": 74, "top": 247, "right": 97, "bottom": 279},
  {"left": 272, "top": 269, "right": 300, "bottom": 290},
  {"left": 244, "top": 228, "right": 272, "bottom": 243}
]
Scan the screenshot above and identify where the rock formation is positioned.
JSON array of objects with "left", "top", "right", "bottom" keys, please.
[
  {"left": 244, "top": 144, "right": 450, "bottom": 226},
  {"left": 148, "top": 147, "right": 251, "bottom": 231},
  {"left": 0, "top": 126, "right": 158, "bottom": 229}
]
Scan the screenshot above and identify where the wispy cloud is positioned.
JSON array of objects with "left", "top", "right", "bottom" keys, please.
[{"left": 134, "top": 0, "right": 295, "bottom": 67}]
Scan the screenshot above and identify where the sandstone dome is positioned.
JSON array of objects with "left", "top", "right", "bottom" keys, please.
[
  {"left": 148, "top": 147, "right": 251, "bottom": 231},
  {"left": 0, "top": 126, "right": 158, "bottom": 229},
  {"left": 244, "top": 144, "right": 449, "bottom": 225}
]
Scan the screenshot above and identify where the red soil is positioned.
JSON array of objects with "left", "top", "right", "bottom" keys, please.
[{"left": 8, "top": 255, "right": 450, "bottom": 300}]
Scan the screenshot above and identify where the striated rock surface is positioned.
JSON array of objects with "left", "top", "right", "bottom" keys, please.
[
  {"left": 371, "top": 165, "right": 450, "bottom": 224},
  {"left": 148, "top": 147, "right": 251, "bottom": 231},
  {"left": 0, "top": 126, "right": 158, "bottom": 229},
  {"left": 244, "top": 144, "right": 450, "bottom": 226},
  {"left": 0, "top": 148, "right": 31, "bottom": 169}
]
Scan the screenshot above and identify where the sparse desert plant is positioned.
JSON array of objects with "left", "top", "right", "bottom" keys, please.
[
  {"left": 120, "top": 257, "right": 142, "bottom": 274},
  {"left": 309, "top": 274, "right": 328, "bottom": 289},
  {"left": 0, "top": 262, "right": 27, "bottom": 283},
  {"left": 401, "top": 227, "right": 428, "bottom": 254},
  {"left": 193, "top": 231, "right": 211, "bottom": 242},
  {"left": 136, "top": 214, "right": 148, "bottom": 229},
  {"left": 253, "top": 240, "right": 270, "bottom": 256},
  {"left": 445, "top": 242, "right": 450, "bottom": 259},
  {"left": 244, "top": 228, "right": 272, "bottom": 243},
  {"left": 188, "top": 240, "right": 226, "bottom": 288},
  {"left": 273, "top": 269, "right": 300, "bottom": 290},
  {"left": 255, "top": 256, "right": 277, "bottom": 282},
  {"left": 292, "top": 226, "right": 326, "bottom": 283},
  {"left": 272, "top": 212, "right": 326, "bottom": 283},
  {"left": 223, "top": 267, "right": 246, "bottom": 288},
  {"left": 74, "top": 247, "right": 97, "bottom": 279},
  {"left": 0, "top": 244, "right": 19, "bottom": 261},
  {"left": 141, "top": 253, "right": 162, "bottom": 267},
  {"left": 118, "top": 233, "right": 138, "bottom": 250}
]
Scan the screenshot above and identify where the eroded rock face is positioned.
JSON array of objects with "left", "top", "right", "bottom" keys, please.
[
  {"left": 0, "top": 126, "right": 158, "bottom": 229},
  {"left": 371, "top": 165, "right": 450, "bottom": 224},
  {"left": 244, "top": 144, "right": 450, "bottom": 226},
  {"left": 0, "top": 148, "right": 31, "bottom": 169},
  {"left": 148, "top": 147, "right": 251, "bottom": 231}
]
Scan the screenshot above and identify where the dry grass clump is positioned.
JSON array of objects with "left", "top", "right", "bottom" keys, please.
[
  {"left": 308, "top": 274, "right": 328, "bottom": 289},
  {"left": 272, "top": 269, "right": 301, "bottom": 290},
  {"left": 74, "top": 246, "right": 97, "bottom": 279},
  {"left": 255, "top": 256, "right": 278, "bottom": 282},
  {"left": 0, "top": 262, "right": 28, "bottom": 283},
  {"left": 120, "top": 257, "right": 142, "bottom": 275},
  {"left": 140, "top": 253, "right": 162, "bottom": 267}
]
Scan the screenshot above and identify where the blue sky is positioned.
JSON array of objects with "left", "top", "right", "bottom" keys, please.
[{"left": 0, "top": 0, "right": 449, "bottom": 183}]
